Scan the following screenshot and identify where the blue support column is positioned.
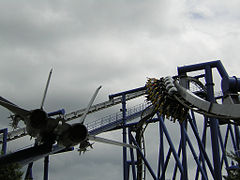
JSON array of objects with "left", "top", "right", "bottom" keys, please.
[
  {"left": 205, "top": 65, "right": 222, "bottom": 180},
  {"left": 189, "top": 117, "right": 214, "bottom": 177},
  {"left": 126, "top": 163, "right": 130, "bottom": 180},
  {"left": 229, "top": 125, "right": 238, "bottom": 152},
  {"left": 129, "top": 132, "right": 158, "bottom": 180},
  {"left": 128, "top": 128, "right": 137, "bottom": 180},
  {"left": 234, "top": 125, "right": 240, "bottom": 155},
  {"left": 180, "top": 121, "right": 188, "bottom": 180},
  {"left": 157, "top": 117, "right": 164, "bottom": 179},
  {"left": 178, "top": 64, "right": 189, "bottom": 180},
  {"left": 183, "top": 128, "right": 208, "bottom": 180},
  {"left": 173, "top": 138, "right": 182, "bottom": 179},
  {"left": 44, "top": 156, "right": 49, "bottom": 180},
  {"left": 160, "top": 148, "right": 172, "bottom": 180},
  {"left": 193, "top": 115, "right": 208, "bottom": 180},
  {"left": 159, "top": 116, "right": 184, "bottom": 174},
  {"left": 122, "top": 94, "right": 128, "bottom": 180},
  {"left": 218, "top": 126, "right": 229, "bottom": 169},
  {"left": 221, "top": 125, "right": 230, "bottom": 168},
  {"left": 25, "top": 162, "right": 33, "bottom": 180}
]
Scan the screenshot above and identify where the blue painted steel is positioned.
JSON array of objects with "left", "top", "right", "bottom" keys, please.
[
  {"left": 177, "top": 60, "right": 229, "bottom": 78},
  {"left": 160, "top": 148, "right": 172, "bottom": 180},
  {"left": 2, "top": 60, "right": 239, "bottom": 180},
  {"left": 25, "top": 162, "right": 33, "bottom": 180},
  {"left": 44, "top": 156, "right": 49, "bottom": 180},
  {"left": 157, "top": 117, "right": 164, "bottom": 179},
  {"left": 128, "top": 128, "right": 137, "bottom": 180},
  {"left": 121, "top": 94, "right": 128, "bottom": 180},
  {"left": 205, "top": 65, "right": 222, "bottom": 180},
  {"left": 221, "top": 125, "right": 231, "bottom": 168},
  {"left": 221, "top": 76, "right": 240, "bottom": 94},
  {"left": 229, "top": 125, "right": 238, "bottom": 152},
  {"left": 234, "top": 125, "right": 240, "bottom": 155},
  {"left": 159, "top": 116, "right": 184, "bottom": 174},
  {"left": 173, "top": 138, "right": 182, "bottom": 180},
  {"left": 178, "top": 73, "right": 189, "bottom": 180},
  {"left": 109, "top": 86, "right": 145, "bottom": 99},
  {"left": 48, "top": 109, "right": 65, "bottom": 117},
  {"left": 0, "top": 144, "right": 64, "bottom": 166},
  {"left": 191, "top": 112, "right": 208, "bottom": 180},
  {"left": 126, "top": 163, "right": 130, "bottom": 180},
  {"left": 178, "top": 60, "right": 229, "bottom": 179},
  {"left": 216, "top": 61, "right": 229, "bottom": 78},
  {"left": 87, "top": 103, "right": 148, "bottom": 135},
  {"left": 200, "top": 118, "right": 209, "bottom": 177},
  {"left": 183, "top": 128, "right": 208, "bottom": 180},
  {"left": 115, "top": 117, "right": 159, "bottom": 130},
  {"left": 218, "top": 126, "right": 229, "bottom": 169},
  {"left": 180, "top": 121, "right": 188, "bottom": 180},
  {"left": 188, "top": 117, "right": 215, "bottom": 177},
  {"left": 129, "top": 132, "right": 158, "bottom": 180}
]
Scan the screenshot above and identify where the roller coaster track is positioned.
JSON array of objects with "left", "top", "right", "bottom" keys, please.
[
  {"left": 174, "top": 80, "right": 240, "bottom": 122},
  {"left": 4, "top": 75, "right": 240, "bottom": 147},
  {"left": 146, "top": 76, "right": 240, "bottom": 125},
  {"left": 5, "top": 75, "right": 238, "bottom": 144},
  {"left": 2, "top": 60, "right": 239, "bottom": 180}
]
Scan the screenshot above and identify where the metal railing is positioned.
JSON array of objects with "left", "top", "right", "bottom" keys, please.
[{"left": 86, "top": 102, "right": 148, "bottom": 132}]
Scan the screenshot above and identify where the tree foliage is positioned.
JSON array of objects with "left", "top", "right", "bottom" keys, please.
[
  {"left": 0, "top": 163, "right": 23, "bottom": 180},
  {"left": 224, "top": 152, "right": 240, "bottom": 180}
]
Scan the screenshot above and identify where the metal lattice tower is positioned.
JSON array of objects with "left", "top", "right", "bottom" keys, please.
[{"left": 121, "top": 60, "right": 240, "bottom": 180}]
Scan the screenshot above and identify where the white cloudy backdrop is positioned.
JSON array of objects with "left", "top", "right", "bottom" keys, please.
[{"left": 1, "top": 0, "right": 240, "bottom": 179}]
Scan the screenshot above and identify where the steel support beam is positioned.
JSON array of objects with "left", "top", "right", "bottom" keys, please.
[
  {"left": 159, "top": 116, "right": 184, "bottom": 174},
  {"left": 122, "top": 94, "right": 128, "bottom": 180},
  {"left": 25, "top": 162, "right": 33, "bottom": 180},
  {"left": 205, "top": 65, "right": 222, "bottom": 180},
  {"left": 188, "top": 117, "right": 215, "bottom": 177},
  {"left": 177, "top": 60, "right": 229, "bottom": 79},
  {"left": 44, "top": 156, "right": 49, "bottom": 180},
  {"left": 157, "top": 117, "right": 164, "bottom": 179},
  {"left": 2, "top": 60, "right": 239, "bottom": 180},
  {"left": 128, "top": 128, "right": 137, "bottom": 180},
  {"left": 129, "top": 132, "right": 158, "bottom": 180}
]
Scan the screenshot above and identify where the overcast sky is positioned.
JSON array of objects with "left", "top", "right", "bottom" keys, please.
[{"left": 1, "top": 0, "right": 240, "bottom": 179}]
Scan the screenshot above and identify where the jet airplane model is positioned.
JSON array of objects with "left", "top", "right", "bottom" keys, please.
[{"left": 0, "top": 69, "right": 136, "bottom": 165}]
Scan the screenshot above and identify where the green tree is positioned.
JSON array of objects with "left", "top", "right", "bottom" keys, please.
[
  {"left": 0, "top": 163, "right": 23, "bottom": 180},
  {"left": 224, "top": 152, "right": 240, "bottom": 180}
]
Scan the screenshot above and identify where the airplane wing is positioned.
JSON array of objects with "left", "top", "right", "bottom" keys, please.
[
  {"left": 88, "top": 135, "right": 137, "bottom": 149},
  {"left": 0, "top": 96, "right": 30, "bottom": 117},
  {"left": 0, "top": 144, "right": 72, "bottom": 166}
]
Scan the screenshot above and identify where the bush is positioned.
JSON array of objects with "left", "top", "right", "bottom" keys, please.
[
  {"left": 224, "top": 152, "right": 240, "bottom": 180},
  {"left": 0, "top": 163, "right": 23, "bottom": 180}
]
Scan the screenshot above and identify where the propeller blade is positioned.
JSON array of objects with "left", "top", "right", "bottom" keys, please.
[
  {"left": 79, "top": 86, "right": 102, "bottom": 124},
  {"left": 41, "top": 68, "right": 53, "bottom": 109},
  {"left": 88, "top": 135, "right": 137, "bottom": 149}
]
